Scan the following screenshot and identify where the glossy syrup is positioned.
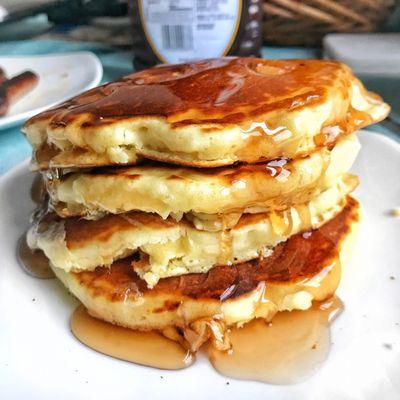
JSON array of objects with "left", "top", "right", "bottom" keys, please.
[
  {"left": 296, "top": 203, "right": 313, "bottom": 228},
  {"left": 208, "top": 297, "right": 342, "bottom": 384},
  {"left": 218, "top": 230, "right": 233, "bottom": 266},
  {"left": 67, "top": 199, "right": 359, "bottom": 382},
  {"left": 217, "top": 213, "right": 235, "bottom": 266},
  {"left": 71, "top": 305, "right": 194, "bottom": 370},
  {"left": 31, "top": 59, "right": 358, "bottom": 129},
  {"left": 17, "top": 174, "right": 54, "bottom": 279},
  {"left": 27, "top": 58, "right": 382, "bottom": 169},
  {"left": 30, "top": 173, "right": 46, "bottom": 204},
  {"left": 70, "top": 297, "right": 342, "bottom": 383},
  {"left": 17, "top": 234, "right": 54, "bottom": 279},
  {"left": 28, "top": 176, "right": 354, "bottom": 381},
  {"left": 269, "top": 209, "right": 294, "bottom": 236}
]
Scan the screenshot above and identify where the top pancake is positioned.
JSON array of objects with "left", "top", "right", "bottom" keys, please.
[{"left": 23, "top": 58, "right": 389, "bottom": 169}]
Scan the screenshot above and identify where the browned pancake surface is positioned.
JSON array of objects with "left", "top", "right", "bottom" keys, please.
[
  {"left": 26, "top": 58, "right": 357, "bottom": 127},
  {"left": 73, "top": 197, "right": 358, "bottom": 302}
]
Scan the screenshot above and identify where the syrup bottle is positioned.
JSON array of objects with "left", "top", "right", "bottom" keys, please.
[{"left": 131, "top": 0, "right": 263, "bottom": 70}]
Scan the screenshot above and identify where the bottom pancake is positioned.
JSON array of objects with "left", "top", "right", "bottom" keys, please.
[{"left": 52, "top": 196, "right": 360, "bottom": 351}]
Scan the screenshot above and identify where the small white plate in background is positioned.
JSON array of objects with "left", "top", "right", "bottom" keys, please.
[
  {"left": 323, "top": 33, "right": 400, "bottom": 76},
  {"left": 0, "top": 52, "right": 103, "bottom": 130}
]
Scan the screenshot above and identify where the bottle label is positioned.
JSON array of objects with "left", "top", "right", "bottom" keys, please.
[{"left": 138, "top": 0, "right": 242, "bottom": 64}]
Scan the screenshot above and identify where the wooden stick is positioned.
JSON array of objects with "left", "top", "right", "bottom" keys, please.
[
  {"left": 306, "top": 0, "right": 370, "bottom": 24},
  {"left": 354, "top": 0, "right": 393, "bottom": 12},
  {"left": 270, "top": 0, "right": 338, "bottom": 24},
  {"left": 263, "top": 3, "right": 296, "bottom": 19}
]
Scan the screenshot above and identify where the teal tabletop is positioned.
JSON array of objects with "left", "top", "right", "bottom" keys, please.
[{"left": 0, "top": 40, "right": 398, "bottom": 176}]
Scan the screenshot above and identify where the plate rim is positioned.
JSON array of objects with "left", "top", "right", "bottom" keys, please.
[{"left": 0, "top": 128, "right": 399, "bottom": 398}]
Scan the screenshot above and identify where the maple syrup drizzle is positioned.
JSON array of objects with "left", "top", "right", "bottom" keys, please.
[
  {"left": 217, "top": 214, "right": 235, "bottom": 265},
  {"left": 67, "top": 198, "right": 357, "bottom": 380},
  {"left": 71, "top": 305, "right": 194, "bottom": 370},
  {"left": 17, "top": 174, "right": 54, "bottom": 279},
  {"left": 218, "top": 230, "right": 233, "bottom": 266},
  {"left": 32, "top": 59, "right": 349, "bottom": 127},
  {"left": 208, "top": 296, "right": 342, "bottom": 384},
  {"left": 69, "top": 297, "right": 341, "bottom": 383},
  {"left": 17, "top": 234, "right": 54, "bottom": 279},
  {"left": 25, "top": 171, "right": 354, "bottom": 382},
  {"left": 270, "top": 209, "right": 294, "bottom": 237},
  {"left": 296, "top": 203, "right": 313, "bottom": 228},
  {"left": 30, "top": 173, "right": 45, "bottom": 204}
]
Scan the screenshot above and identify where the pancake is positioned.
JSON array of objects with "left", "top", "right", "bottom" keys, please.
[
  {"left": 23, "top": 58, "right": 389, "bottom": 170},
  {"left": 29, "top": 175, "right": 357, "bottom": 287},
  {"left": 51, "top": 196, "right": 360, "bottom": 351},
  {"left": 47, "top": 134, "right": 360, "bottom": 219}
]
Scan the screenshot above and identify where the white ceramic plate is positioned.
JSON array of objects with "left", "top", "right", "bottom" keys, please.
[
  {"left": 0, "top": 130, "right": 399, "bottom": 400},
  {"left": 0, "top": 52, "right": 103, "bottom": 130}
]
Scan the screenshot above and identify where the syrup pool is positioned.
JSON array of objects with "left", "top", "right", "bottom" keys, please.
[{"left": 70, "top": 297, "right": 342, "bottom": 384}]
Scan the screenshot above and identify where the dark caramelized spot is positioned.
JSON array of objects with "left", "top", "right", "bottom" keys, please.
[
  {"left": 154, "top": 300, "right": 182, "bottom": 313},
  {"left": 26, "top": 58, "right": 352, "bottom": 127},
  {"left": 73, "top": 197, "right": 359, "bottom": 301},
  {"left": 166, "top": 174, "right": 186, "bottom": 181}
]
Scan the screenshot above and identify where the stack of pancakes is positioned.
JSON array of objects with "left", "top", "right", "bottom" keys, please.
[{"left": 23, "top": 58, "right": 389, "bottom": 351}]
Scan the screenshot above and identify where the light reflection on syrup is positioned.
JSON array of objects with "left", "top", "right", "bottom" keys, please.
[
  {"left": 208, "top": 296, "right": 342, "bottom": 384},
  {"left": 266, "top": 158, "right": 291, "bottom": 182},
  {"left": 241, "top": 120, "right": 294, "bottom": 148},
  {"left": 218, "top": 229, "right": 233, "bottom": 266},
  {"left": 297, "top": 203, "right": 313, "bottom": 228},
  {"left": 242, "top": 121, "right": 292, "bottom": 139},
  {"left": 24, "top": 170, "right": 354, "bottom": 382},
  {"left": 70, "top": 297, "right": 342, "bottom": 384},
  {"left": 214, "top": 70, "right": 246, "bottom": 106},
  {"left": 17, "top": 234, "right": 54, "bottom": 279},
  {"left": 18, "top": 174, "right": 54, "bottom": 279},
  {"left": 29, "top": 59, "right": 381, "bottom": 134},
  {"left": 269, "top": 210, "right": 293, "bottom": 236},
  {"left": 65, "top": 199, "right": 357, "bottom": 382},
  {"left": 30, "top": 173, "right": 46, "bottom": 204},
  {"left": 71, "top": 305, "right": 194, "bottom": 370}
]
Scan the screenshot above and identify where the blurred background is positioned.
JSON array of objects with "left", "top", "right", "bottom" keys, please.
[
  {"left": 0, "top": 0, "right": 399, "bottom": 45},
  {"left": 0, "top": 0, "right": 399, "bottom": 173}
]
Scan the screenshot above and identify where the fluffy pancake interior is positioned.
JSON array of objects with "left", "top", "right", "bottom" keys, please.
[
  {"left": 29, "top": 174, "right": 357, "bottom": 287},
  {"left": 50, "top": 196, "right": 360, "bottom": 350},
  {"left": 23, "top": 58, "right": 389, "bottom": 169},
  {"left": 48, "top": 133, "right": 360, "bottom": 219}
]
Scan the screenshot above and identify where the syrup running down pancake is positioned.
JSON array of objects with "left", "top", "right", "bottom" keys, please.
[
  {"left": 19, "top": 56, "right": 387, "bottom": 383},
  {"left": 51, "top": 196, "right": 359, "bottom": 351},
  {"left": 23, "top": 58, "right": 389, "bottom": 169},
  {"left": 47, "top": 134, "right": 359, "bottom": 219},
  {"left": 29, "top": 174, "right": 357, "bottom": 287}
]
